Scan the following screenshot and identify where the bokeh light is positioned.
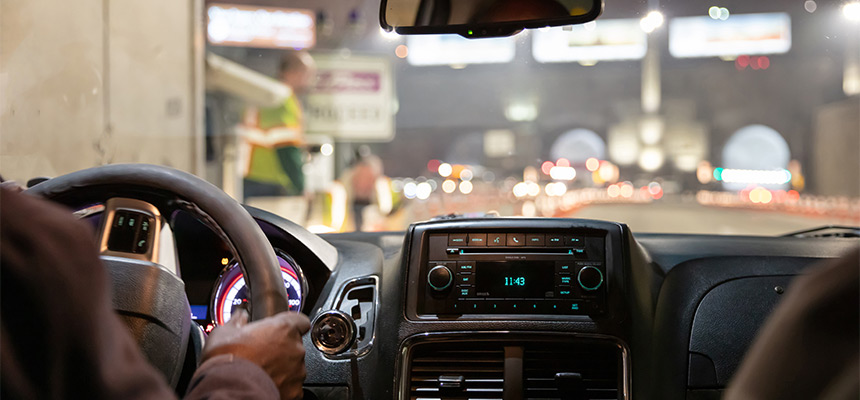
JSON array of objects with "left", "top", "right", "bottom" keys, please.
[
  {"left": 442, "top": 179, "right": 456, "bottom": 193},
  {"left": 438, "top": 163, "right": 453, "bottom": 177},
  {"left": 458, "top": 180, "right": 473, "bottom": 194}
]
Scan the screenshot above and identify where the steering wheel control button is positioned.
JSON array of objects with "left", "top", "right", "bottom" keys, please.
[
  {"left": 488, "top": 233, "right": 506, "bottom": 246},
  {"left": 311, "top": 310, "right": 357, "bottom": 355},
  {"left": 448, "top": 234, "right": 468, "bottom": 246},
  {"left": 577, "top": 266, "right": 604, "bottom": 291},
  {"left": 506, "top": 233, "right": 525, "bottom": 246},
  {"left": 428, "top": 265, "right": 453, "bottom": 291},
  {"left": 107, "top": 210, "right": 154, "bottom": 254},
  {"left": 526, "top": 234, "right": 546, "bottom": 246}
]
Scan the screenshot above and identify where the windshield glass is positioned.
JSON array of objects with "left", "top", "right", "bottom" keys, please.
[{"left": 2, "top": 0, "right": 858, "bottom": 235}]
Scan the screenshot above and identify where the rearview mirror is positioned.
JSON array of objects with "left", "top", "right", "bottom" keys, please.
[{"left": 380, "top": 0, "right": 602, "bottom": 38}]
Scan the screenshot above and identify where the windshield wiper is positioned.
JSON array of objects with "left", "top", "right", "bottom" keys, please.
[{"left": 781, "top": 226, "right": 860, "bottom": 238}]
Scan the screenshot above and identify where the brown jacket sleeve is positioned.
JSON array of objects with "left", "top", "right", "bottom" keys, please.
[{"left": 0, "top": 189, "right": 277, "bottom": 400}]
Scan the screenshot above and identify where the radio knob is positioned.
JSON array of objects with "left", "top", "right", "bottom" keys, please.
[
  {"left": 577, "top": 266, "right": 604, "bottom": 291},
  {"left": 428, "top": 265, "right": 453, "bottom": 291}
]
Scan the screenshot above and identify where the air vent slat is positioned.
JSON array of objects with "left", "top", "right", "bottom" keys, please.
[
  {"left": 407, "top": 342, "right": 505, "bottom": 400},
  {"left": 405, "top": 338, "right": 623, "bottom": 400},
  {"left": 522, "top": 341, "right": 622, "bottom": 400}
]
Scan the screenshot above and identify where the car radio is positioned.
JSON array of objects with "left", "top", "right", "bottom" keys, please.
[{"left": 416, "top": 230, "right": 607, "bottom": 316}]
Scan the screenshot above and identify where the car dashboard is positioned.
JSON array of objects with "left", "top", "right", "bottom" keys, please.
[{"left": 139, "top": 208, "right": 857, "bottom": 400}]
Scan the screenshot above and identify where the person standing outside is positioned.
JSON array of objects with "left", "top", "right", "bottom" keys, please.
[
  {"left": 241, "top": 51, "right": 316, "bottom": 199},
  {"left": 348, "top": 146, "right": 384, "bottom": 231}
]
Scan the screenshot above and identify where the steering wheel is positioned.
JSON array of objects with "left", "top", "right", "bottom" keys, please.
[{"left": 26, "top": 164, "right": 289, "bottom": 388}]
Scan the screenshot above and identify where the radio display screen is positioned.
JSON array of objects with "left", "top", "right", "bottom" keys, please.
[{"left": 475, "top": 261, "right": 555, "bottom": 298}]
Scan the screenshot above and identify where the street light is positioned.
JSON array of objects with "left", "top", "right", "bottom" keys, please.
[
  {"left": 640, "top": 11, "right": 665, "bottom": 33},
  {"left": 844, "top": 2, "right": 860, "bottom": 22}
]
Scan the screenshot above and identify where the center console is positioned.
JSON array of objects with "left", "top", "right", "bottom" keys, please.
[{"left": 404, "top": 218, "right": 625, "bottom": 320}]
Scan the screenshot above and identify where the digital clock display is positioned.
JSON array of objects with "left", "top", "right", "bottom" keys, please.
[{"left": 475, "top": 261, "right": 555, "bottom": 298}]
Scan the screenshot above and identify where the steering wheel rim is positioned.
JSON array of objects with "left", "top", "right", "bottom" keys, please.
[{"left": 25, "top": 163, "right": 290, "bottom": 321}]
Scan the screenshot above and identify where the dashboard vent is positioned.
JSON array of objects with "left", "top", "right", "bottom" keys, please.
[
  {"left": 408, "top": 341, "right": 505, "bottom": 400},
  {"left": 523, "top": 341, "right": 622, "bottom": 400},
  {"left": 403, "top": 336, "right": 624, "bottom": 400}
]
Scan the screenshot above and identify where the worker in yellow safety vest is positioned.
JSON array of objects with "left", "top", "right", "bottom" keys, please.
[{"left": 240, "top": 51, "right": 316, "bottom": 199}]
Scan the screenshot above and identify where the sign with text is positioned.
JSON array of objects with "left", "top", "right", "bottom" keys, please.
[
  {"left": 669, "top": 13, "right": 791, "bottom": 58},
  {"left": 207, "top": 4, "right": 315, "bottom": 49},
  {"left": 532, "top": 19, "right": 647, "bottom": 63},
  {"left": 407, "top": 35, "right": 516, "bottom": 66},
  {"left": 305, "top": 54, "right": 394, "bottom": 141}
]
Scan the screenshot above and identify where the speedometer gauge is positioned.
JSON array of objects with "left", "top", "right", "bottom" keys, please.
[{"left": 211, "top": 251, "right": 305, "bottom": 325}]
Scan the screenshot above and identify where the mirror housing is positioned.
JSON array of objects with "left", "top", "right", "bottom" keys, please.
[{"left": 380, "top": 0, "right": 602, "bottom": 38}]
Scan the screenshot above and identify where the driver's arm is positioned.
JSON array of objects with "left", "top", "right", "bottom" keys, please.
[{"left": 0, "top": 188, "right": 306, "bottom": 400}]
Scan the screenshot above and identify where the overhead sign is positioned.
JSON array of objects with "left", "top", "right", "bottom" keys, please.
[
  {"left": 532, "top": 19, "right": 647, "bottom": 63},
  {"left": 406, "top": 35, "right": 516, "bottom": 66},
  {"left": 669, "top": 13, "right": 791, "bottom": 58},
  {"left": 207, "top": 4, "right": 315, "bottom": 49},
  {"left": 305, "top": 54, "right": 394, "bottom": 141}
]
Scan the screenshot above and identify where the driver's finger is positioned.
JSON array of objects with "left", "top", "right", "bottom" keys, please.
[
  {"left": 277, "top": 312, "right": 311, "bottom": 335},
  {"left": 228, "top": 308, "right": 250, "bottom": 327}
]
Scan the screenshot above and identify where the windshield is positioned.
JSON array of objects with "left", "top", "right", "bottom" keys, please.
[{"left": 2, "top": 0, "right": 858, "bottom": 235}]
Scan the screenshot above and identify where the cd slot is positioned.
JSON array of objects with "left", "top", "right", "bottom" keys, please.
[{"left": 455, "top": 247, "right": 576, "bottom": 255}]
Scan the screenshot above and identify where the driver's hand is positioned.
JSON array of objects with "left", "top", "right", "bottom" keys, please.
[{"left": 202, "top": 309, "right": 311, "bottom": 400}]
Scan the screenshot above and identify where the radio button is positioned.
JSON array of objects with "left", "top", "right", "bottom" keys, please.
[
  {"left": 448, "top": 234, "right": 468, "bottom": 246},
  {"left": 468, "top": 233, "right": 487, "bottom": 246},
  {"left": 487, "top": 301, "right": 504, "bottom": 313},
  {"left": 578, "top": 266, "right": 604, "bottom": 291},
  {"left": 457, "top": 274, "right": 474, "bottom": 285},
  {"left": 427, "top": 265, "right": 453, "bottom": 291},
  {"left": 547, "top": 234, "right": 564, "bottom": 246},
  {"left": 556, "top": 275, "right": 573, "bottom": 286},
  {"left": 565, "top": 235, "right": 585, "bottom": 248},
  {"left": 568, "top": 302, "right": 583, "bottom": 313},
  {"left": 457, "top": 287, "right": 473, "bottom": 297},
  {"left": 507, "top": 233, "right": 525, "bottom": 246},
  {"left": 462, "top": 301, "right": 485, "bottom": 313},
  {"left": 556, "top": 288, "right": 573, "bottom": 297},
  {"left": 555, "top": 262, "right": 573, "bottom": 273},
  {"left": 458, "top": 262, "right": 475, "bottom": 274},
  {"left": 526, "top": 302, "right": 544, "bottom": 313},
  {"left": 526, "top": 234, "right": 545, "bottom": 246},
  {"left": 488, "top": 233, "right": 506, "bottom": 246}
]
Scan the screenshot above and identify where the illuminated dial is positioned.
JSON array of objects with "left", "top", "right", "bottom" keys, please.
[{"left": 212, "top": 252, "right": 304, "bottom": 325}]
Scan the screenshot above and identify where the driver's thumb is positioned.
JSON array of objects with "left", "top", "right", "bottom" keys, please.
[{"left": 227, "top": 308, "right": 250, "bottom": 327}]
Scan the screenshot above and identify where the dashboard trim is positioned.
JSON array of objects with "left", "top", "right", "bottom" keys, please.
[{"left": 318, "top": 275, "right": 380, "bottom": 360}]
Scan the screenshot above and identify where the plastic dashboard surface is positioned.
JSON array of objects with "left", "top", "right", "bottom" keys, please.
[{"left": 403, "top": 218, "right": 628, "bottom": 321}]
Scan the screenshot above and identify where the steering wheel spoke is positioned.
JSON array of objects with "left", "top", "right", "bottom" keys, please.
[{"left": 25, "top": 164, "right": 290, "bottom": 390}]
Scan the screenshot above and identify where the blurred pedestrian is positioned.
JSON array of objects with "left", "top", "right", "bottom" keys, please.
[
  {"left": 348, "top": 146, "right": 383, "bottom": 231},
  {"left": 240, "top": 51, "right": 316, "bottom": 199}
]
